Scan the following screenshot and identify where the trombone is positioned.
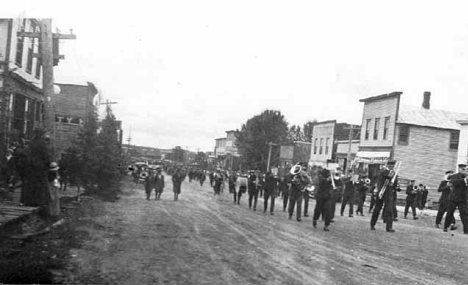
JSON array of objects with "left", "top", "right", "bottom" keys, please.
[{"left": 378, "top": 161, "right": 402, "bottom": 199}]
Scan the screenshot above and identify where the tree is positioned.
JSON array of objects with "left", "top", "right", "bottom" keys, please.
[
  {"left": 93, "top": 109, "right": 122, "bottom": 200},
  {"left": 236, "top": 110, "right": 289, "bottom": 171},
  {"left": 287, "top": 125, "right": 305, "bottom": 142},
  {"left": 194, "top": 152, "right": 208, "bottom": 169},
  {"left": 303, "top": 120, "right": 316, "bottom": 143},
  {"left": 171, "top": 146, "right": 185, "bottom": 163}
]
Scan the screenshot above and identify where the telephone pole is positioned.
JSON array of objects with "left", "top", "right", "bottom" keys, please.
[
  {"left": 17, "top": 19, "right": 76, "bottom": 217},
  {"left": 100, "top": 99, "right": 118, "bottom": 116},
  {"left": 343, "top": 126, "right": 360, "bottom": 175},
  {"left": 266, "top": 142, "right": 277, "bottom": 172}
]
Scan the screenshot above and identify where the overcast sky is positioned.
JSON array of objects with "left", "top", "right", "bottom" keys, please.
[{"left": 4, "top": 1, "right": 468, "bottom": 152}]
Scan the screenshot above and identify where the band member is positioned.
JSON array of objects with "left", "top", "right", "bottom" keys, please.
[
  {"left": 288, "top": 164, "right": 311, "bottom": 222},
  {"left": 313, "top": 168, "right": 334, "bottom": 231},
  {"left": 236, "top": 173, "right": 248, "bottom": 205},
  {"left": 264, "top": 172, "right": 279, "bottom": 215},
  {"left": 355, "top": 177, "right": 369, "bottom": 216},
  {"left": 145, "top": 167, "right": 156, "bottom": 200},
  {"left": 213, "top": 170, "right": 223, "bottom": 195},
  {"left": 329, "top": 170, "right": 343, "bottom": 222},
  {"left": 200, "top": 171, "right": 206, "bottom": 186},
  {"left": 419, "top": 185, "right": 429, "bottom": 211},
  {"left": 279, "top": 174, "right": 291, "bottom": 212},
  {"left": 172, "top": 168, "right": 183, "bottom": 201},
  {"left": 228, "top": 172, "right": 237, "bottom": 194},
  {"left": 404, "top": 180, "right": 419, "bottom": 219},
  {"left": 154, "top": 166, "right": 165, "bottom": 200},
  {"left": 209, "top": 171, "right": 214, "bottom": 187},
  {"left": 443, "top": 164, "right": 468, "bottom": 234},
  {"left": 435, "top": 171, "right": 456, "bottom": 229},
  {"left": 340, "top": 173, "right": 356, "bottom": 218},
  {"left": 370, "top": 160, "right": 399, "bottom": 232},
  {"left": 248, "top": 171, "right": 259, "bottom": 210}
]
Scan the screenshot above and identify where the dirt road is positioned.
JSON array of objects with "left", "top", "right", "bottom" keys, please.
[{"left": 62, "top": 176, "right": 468, "bottom": 285}]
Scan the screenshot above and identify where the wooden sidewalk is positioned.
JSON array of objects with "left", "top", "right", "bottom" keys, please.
[{"left": 0, "top": 202, "right": 40, "bottom": 228}]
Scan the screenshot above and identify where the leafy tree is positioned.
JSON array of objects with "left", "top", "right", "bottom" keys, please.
[
  {"left": 303, "top": 120, "right": 316, "bottom": 143},
  {"left": 194, "top": 152, "right": 208, "bottom": 168},
  {"left": 171, "top": 146, "right": 185, "bottom": 163},
  {"left": 287, "top": 125, "right": 305, "bottom": 142},
  {"left": 235, "top": 110, "right": 289, "bottom": 171}
]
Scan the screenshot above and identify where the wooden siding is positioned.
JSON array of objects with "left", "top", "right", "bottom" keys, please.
[
  {"left": 360, "top": 96, "right": 399, "bottom": 148},
  {"left": 394, "top": 124, "right": 458, "bottom": 202},
  {"left": 310, "top": 121, "right": 335, "bottom": 164}
]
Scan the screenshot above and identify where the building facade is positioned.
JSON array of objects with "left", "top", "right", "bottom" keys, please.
[
  {"left": 356, "top": 91, "right": 468, "bottom": 201},
  {"left": 0, "top": 18, "right": 45, "bottom": 149},
  {"left": 309, "top": 120, "right": 360, "bottom": 170},
  {"left": 53, "top": 82, "right": 98, "bottom": 158}
]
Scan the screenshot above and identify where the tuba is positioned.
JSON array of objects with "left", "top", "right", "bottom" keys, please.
[
  {"left": 444, "top": 174, "right": 453, "bottom": 182},
  {"left": 364, "top": 178, "right": 371, "bottom": 185}
]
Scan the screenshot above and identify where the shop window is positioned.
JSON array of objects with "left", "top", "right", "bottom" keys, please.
[
  {"left": 450, "top": 130, "right": 459, "bottom": 150},
  {"left": 314, "top": 138, "right": 317, "bottom": 154},
  {"left": 319, "top": 138, "right": 323, "bottom": 154},
  {"left": 325, "top": 138, "right": 329, "bottom": 154}
]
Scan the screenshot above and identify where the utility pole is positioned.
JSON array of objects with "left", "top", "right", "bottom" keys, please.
[
  {"left": 343, "top": 126, "right": 360, "bottom": 175},
  {"left": 99, "top": 99, "right": 118, "bottom": 116},
  {"left": 266, "top": 142, "right": 277, "bottom": 172}
]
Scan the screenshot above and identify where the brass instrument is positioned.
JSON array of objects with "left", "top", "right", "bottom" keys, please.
[
  {"left": 364, "top": 178, "right": 371, "bottom": 185},
  {"left": 378, "top": 161, "right": 402, "bottom": 199}
]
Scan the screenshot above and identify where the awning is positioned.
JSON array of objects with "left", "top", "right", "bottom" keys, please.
[{"left": 353, "top": 151, "right": 390, "bottom": 164}]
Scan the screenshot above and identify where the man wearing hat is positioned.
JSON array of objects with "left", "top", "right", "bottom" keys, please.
[
  {"left": 404, "top": 180, "right": 419, "bottom": 220},
  {"left": 154, "top": 166, "right": 165, "bottom": 200},
  {"left": 443, "top": 164, "right": 468, "bottom": 234},
  {"left": 370, "top": 160, "right": 399, "bottom": 232},
  {"left": 288, "top": 164, "right": 310, "bottom": 222},
  {"left": 145, "top": 166, "right": 156, "bottom": 200},
  {"left": 435, "top": 171, "right": 455, "bottom": 228},
  {"left": 313, "top": 168, "right": 334, "bottom": 231},
  {"left": 248, "top": 170, "right": 259, "bottom": 210}
]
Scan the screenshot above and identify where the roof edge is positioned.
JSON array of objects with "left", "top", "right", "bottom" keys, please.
[{"left": 359, "top": 91, "right": 403, "bottom": 103}]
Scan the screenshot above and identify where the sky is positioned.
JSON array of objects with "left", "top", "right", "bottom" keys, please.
[{"left": 3, "top": 0, "right": 468, "bottom": 152}]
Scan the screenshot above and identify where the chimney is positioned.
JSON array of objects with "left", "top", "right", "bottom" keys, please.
[{"left": 422, "top": 91, "right": 431, "bottom": 109}]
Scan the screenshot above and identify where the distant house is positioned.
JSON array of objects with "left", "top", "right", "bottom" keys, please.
[
  {"left": 214, "top": 130, "right": 240, "bottom": 170},
  {"left": 309, "top": 120, "right": 360, "bottom": 171},
  {"left": 356, "top": 91, "right": 468, "bottom": 200},
  {"left": 53, "top": 82, "right": 98, "bottom": 158},
  {"left": 279, "top": 141, "right": 312, "bottom": 174}
]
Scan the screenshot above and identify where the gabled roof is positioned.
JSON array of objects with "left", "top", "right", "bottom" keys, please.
[{"left": 397, "top": 105, "right": 468, "bottom": 130}]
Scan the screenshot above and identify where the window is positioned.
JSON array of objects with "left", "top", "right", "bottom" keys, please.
[
  {"left": 15, "top": 37, "right": 24, "bottom": 66},
  {"left": 325, "top": 138, "right": 330, "bottom": 154},
  {"left": 373, "top": 118, "right": 380, "bottom": 140},
  {"left": 319, "top": 138, "right": 323, "bottom": 154},
  {"left": 365, "top": 119, "right": 371, "bottom": 140},
  {"left": 26, "top": 47, "right": 33, "bottom": 73},
  {"left": 383, "top": 117, "right": 390, "bottom": 140},
  {"left": 450, "top": 130, "right": 459, "bottom": 150},
  {"left": 398, "top": 125, "right": 409, "bottom": 144},
  {"left": 314, "top": 138, "right": 317, "bottom": 154}
]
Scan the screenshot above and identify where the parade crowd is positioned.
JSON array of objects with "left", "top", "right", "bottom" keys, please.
[{"left": 134, "top": 161, "right": 468, "bottom": 235}]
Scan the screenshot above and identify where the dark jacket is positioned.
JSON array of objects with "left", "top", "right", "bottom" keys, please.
[
  {"left": 376, "top": 169, "right": 398, "bottom": 201},
  {"left": 155, "top": 173, "right": 165, "bottom": 191},
  {"left": 437, "top": 180, "right": 451, "bottom": 204},
  {"left": 406, "top": 185, "right": 418, "bottom": 201},
  {"left": 264, "top": 174, "right": 279, "bottom": 195},
  {"left": 448, "top": 173, "right": 468, "bottom": 202},
  {"left": 316, "top": 176, "right": 333, "bottom": 200},
  {"left": 342, "top": 178, "right": 355, "bottom": 198}
]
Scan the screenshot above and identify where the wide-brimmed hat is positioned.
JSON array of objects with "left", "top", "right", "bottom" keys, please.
[
  {"left": 290, "top": 164, "right": 302, "bottom": 175},
  {"left": 49, "top": 162, "right": 59, "bottom": 171}
]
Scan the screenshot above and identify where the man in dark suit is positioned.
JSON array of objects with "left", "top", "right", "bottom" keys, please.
[
  {"left": 340, "top": 174, "right": 356, "bottom": 218},
  {"left": 355, "top": 177, "right": 369, "bottom": 216},
  {"left": 154, "top": 166, "right": 165, "bottom": 200},
  {"left": 443, "top": 164, "right": 468, "bottom": 234},
  {"left": 248, "top": 171, "right": 259, "bottom": 211},
  {"left": 145, "top": 168, "right": 156, "bottom": 200},
  {"left": 313, "top": 168, "right": 334, "bottom": 231},
  {"left": 404, "top": 180, "right": 418, "bottom": 220},
  {"left": 370, "top": 160, "right": 399, "bottom": 232},
  {"left": 264, "top": 172, "right": 279, "bottom": 215},
  {"left": 435, "top": 171, "right": 455, "bottom": 228}
]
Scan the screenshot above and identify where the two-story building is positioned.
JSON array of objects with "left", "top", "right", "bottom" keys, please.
[
  {"left": 0, "top": 18, "right": 45, "bottom": 147},
  {"left": 53, "top": 82, "right": 98, "bottom": 158},
  {"left": 356, "top": 91, "right": 468, "bottom": 201},
  {"left": 214, "top": 130, "right": 240, "bottom": 170},
  {"left": 309, "top": 120, "right": 360, "bottom": 171}
]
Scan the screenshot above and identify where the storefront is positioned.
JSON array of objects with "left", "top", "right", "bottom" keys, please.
[{"left": 353, "top": 151, "right": 391, "bottom": 182}]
